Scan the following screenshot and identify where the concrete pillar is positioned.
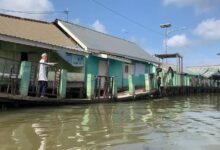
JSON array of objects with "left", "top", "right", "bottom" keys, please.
[
  {"left": 112, "top": 77, "right": 117, "bottom": 98},
  {"left": 176, "top": 74, "right": 178, "bottom": 86},
  {"left": 186, "top": 76, "right": 190, "bottom": 86},
  {"left": 177, "top": 74, "right": 180, "bottom": 86},
  {"left": 128, "top": 74, "right": 135, "bottom": 96},
  {"left": 86, "top": 74, "right": 95, "bottom": 100},
  {"left": 19, "top": 61, "right": 31, "bottom": 96},
  {"left": 144, "top": 74, "right": 151, "bottom": 91},
  {"left": 198, "top": 78, "right": 200, "bottom": 87},
  {"left": 159, "top": 72, "right": 163, "bottom": 87},
  {"left": 173, "top": 73, "right": 176, "bottom": 86},
  {"left": 167, "top": 73, "right": 172, "bottom": 86},
  {"left": 59, "top": 69, "right": 67, "bottom": 98},
  {"left": 151, "top": 73, "right": 157, "bottom": 89},
  {"left": 183, "top": 75, "right": 186, "bottom": 86}
]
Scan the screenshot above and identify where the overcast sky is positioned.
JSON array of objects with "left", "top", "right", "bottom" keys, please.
[{"left": 0, "top": 0, "right": 220, "bottom": 67}]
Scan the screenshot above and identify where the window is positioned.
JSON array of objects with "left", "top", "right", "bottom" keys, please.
[
  {"left": 20, "top": 52, "right": 28, "bottom": 61},
  {"left": 125, "top": 65, "right": 129, "bottom": 73},
  {"left": 65, "top": 52, "right": 84, "bottom": 67},
  {"left": 135, "top": 63, "right": 145, "bottom": 76}
]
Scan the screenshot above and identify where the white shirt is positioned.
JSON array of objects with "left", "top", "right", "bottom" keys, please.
[{"left": 38, "top": 59, "right": 48, "bottom": 81}]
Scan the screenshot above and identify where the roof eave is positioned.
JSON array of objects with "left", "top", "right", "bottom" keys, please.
[
  {"left": 0, "top": 34, "right": 87, "bottom": 56},
  {"left": 56, "top": 20, "right": 88, "bottom": 51},
  {"left": 88, "top": 48, "right": 159, "bottom": 64}
]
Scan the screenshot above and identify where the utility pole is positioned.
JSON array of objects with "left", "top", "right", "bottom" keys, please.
[
  {"left": 160, "top": 23, "right": 172, "bottom": 63},
  {"left": 64, "top": 8, "right": 69, "bottom": 22}
]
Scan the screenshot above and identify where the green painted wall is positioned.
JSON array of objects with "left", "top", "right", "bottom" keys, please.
[
  {"left": 0, "top": 40, "right": 84, "bottom": 73},
  {"left": 109, "top": 59, "right": 123, "bottom": 88},
  {"left": 145, "top": 63, "right": 150, "bottom": 74},
  {"left": 85, "top": 55, "right": 99, "bottom": 76},
  {"left": 151, "top": 64, "right": 157, "bottom": 74},
  {"left": 84, "top": 54, "right": 158, "bottom": 90},
  {"left": 133, "top": 61, "right": 152, "bottom": 87},
  {"left": 134, "top": 75, "right": 145, "bottom": 87}
]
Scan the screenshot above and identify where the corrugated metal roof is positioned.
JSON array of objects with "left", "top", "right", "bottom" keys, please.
[
  {"left": 187, "top": 65, "right": 220, "bottom": 77},
  {"left": 57, "top": 20, "right": 159, "bottom": 64},
  {"left": 0, "top": 14, "right": 83, "bottom": 52}
]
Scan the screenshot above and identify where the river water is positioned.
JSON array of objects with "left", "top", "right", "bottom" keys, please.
[{"left": 0, "top": 94, "right": 220, "bottom": 150}]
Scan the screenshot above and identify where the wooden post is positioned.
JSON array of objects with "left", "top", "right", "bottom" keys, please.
[
  {"left": 59, "top": 69, "right": 67, "bottom": 98},
  {"left": 86, "top": 74, "right": 94, "bottom": 100},
  {"left": 144, "top": 74, "right": 151, "bottom": 91},
  {"left": 19, "top": 61, "right": 31, "bottom": 96},
  {"left": 128, "top": 74, "right": 135, "bottom": 96}
]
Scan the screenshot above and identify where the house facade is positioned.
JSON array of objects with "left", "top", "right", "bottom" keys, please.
[
  {"left": 56, "top": 20, "right": 159, "bottom": 90},
  {"left": 0, "top": 14, "right": 87, "bottom": 97}
]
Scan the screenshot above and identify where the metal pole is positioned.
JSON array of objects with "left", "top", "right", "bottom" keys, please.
[
  {"left": 165, "top": 28, "right": 168, "bottom": 64},
  {"left": 181, "top": 58, "right": 183, "bottom": 73},
  {"left": 176, "top": 56, "right": 178, "bottom": 73},
  {"left": 65, "top": 8, "right": 69, "bottom": 22}
]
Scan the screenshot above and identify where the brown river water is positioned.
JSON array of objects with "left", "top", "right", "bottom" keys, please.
[{"left": 0, "top": 94, "right": 220, "bottom": 150}]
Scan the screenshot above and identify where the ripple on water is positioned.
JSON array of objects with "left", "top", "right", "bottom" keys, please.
[{"left": 0, "top": 95, "right": 220, "bottom": 150}]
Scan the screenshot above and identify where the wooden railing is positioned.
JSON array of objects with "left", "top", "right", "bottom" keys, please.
[
  {"left": 94, "top": 75, "right": 114, "bottom": 100},
  {"left": 0, "top": 57, "right": 20, "bottom": 94},
  {"left": 28, "top": 62, "right": 61, "bottom": 97}
]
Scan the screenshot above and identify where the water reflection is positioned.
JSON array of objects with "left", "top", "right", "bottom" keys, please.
[{"left": 0, "top": 94, "right": 220, "bottom": 150}]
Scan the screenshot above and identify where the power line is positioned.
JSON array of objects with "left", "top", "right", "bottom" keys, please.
[
  {"left": 0, "top": 8, "right": 70, "bottom": 21},
  {"left": 0, "top": 8, "right": 66, "bottom": 14},
  {"left": 91, "top": 0, "right": 163, "bottom": 36}
]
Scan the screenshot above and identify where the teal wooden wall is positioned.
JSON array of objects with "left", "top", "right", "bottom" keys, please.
[
  {"left": 151, "top": 64, "right": 157, "bottom": 74},
  {"left": 85, "top": 55, "right": 99, "bottom": 76},
  {"left": 109, "top": 59, "right": 123, "bottom": 88},
  {"left": 123, "top": 62, "right": 154, "bottom": 88},
  {"left": 133, "top": 61, "right": 153, "bottom": 87},
  {"left": 145, "top": 64, "right": 150, "bottom": 73},
  {"left": 85, "top": 54, "right": 158, "bottom": 89}
]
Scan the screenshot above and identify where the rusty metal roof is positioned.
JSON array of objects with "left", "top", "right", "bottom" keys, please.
[{"left": 0, "top": 14, "right": 83, "bottom": 52}]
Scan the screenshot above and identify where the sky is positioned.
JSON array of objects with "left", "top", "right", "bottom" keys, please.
[{"left": 0, "top": 0, "right": 220, "bottom": 67}]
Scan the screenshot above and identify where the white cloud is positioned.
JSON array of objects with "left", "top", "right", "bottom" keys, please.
[
  {"left": 91, "top": 20, "right": 107, "bottom": 33},
  {"left": 167, "top": 34, "right": 190, "bottom": 48},
  {"left": 130, "top": 36, "right": 147, "bottom": 47},
  {"left": 163, "top": 0, "right": 220, "bottom": 13},
  {"left": 0, "top": 0, "right": 54, "bottom": 19},
  {"left": 129, "top": 36, "right": 154, "bottom": 54},
  {"left": 194, "top": 18, "right": 220, "bottom": 40},
  {"left": 72, "top": 18, "right": 80, "bottom": 24}
]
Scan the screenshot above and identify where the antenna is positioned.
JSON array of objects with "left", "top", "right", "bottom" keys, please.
[{"left": 64, "top": 8, "right": 69, "bottom": 22}]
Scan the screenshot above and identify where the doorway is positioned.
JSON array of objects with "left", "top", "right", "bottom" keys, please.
[{"left": 20, "top": 52, "right": 28, "bottom": 61}]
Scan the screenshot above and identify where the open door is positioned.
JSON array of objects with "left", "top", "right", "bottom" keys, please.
[{"left": 20, "top": 52, "right": 28, "bottom": 61}]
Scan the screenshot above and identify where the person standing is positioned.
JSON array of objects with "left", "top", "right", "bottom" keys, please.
[{"left": 37, "top": 53, "right": 56, "bottom": 97}]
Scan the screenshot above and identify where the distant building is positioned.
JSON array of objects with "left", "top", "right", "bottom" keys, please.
[{"left": 187, "top": 65, "right": 220, "bottom": 79}]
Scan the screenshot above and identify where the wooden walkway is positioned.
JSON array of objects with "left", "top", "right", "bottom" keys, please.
[
  {"left": 1, "top": 86, "right": 220, "bottom": 108},
  {"left": 0, "top": 89, "right": 156, "bottom": 107},
  {"left": 117, "top": 89, "right": 153, "bottom": 100},
  {"left": 0, "top": 93, "right": 106, "bottom": 107}
]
